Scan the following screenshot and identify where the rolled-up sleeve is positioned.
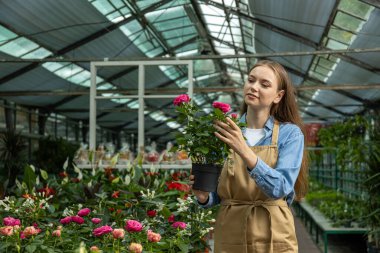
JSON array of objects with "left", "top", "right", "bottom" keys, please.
[
  {"left": 198, "top": 191, "right": 220, "bottom": 208},
  {"left": 248, "top": 133, "right": 304, "bottom": 199}
]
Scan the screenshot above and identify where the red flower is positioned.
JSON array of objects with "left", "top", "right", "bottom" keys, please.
[
  {"left": 36, "top": 186, "right": 56, "bottom": 197},
  {"left": 230, "top": 113, "right": 238, "bottom": 119},
  {"left": 71, "top": 178, "right": 81, "bottom": 183},
  {"left": 173, "top": 94, "right": 191, "bottom": 106},
  {"left": 212, "top": 101, "right": 231, "bottom": 113},
  {"left": 147, "top": 210, "right": 157, "bottom": 218},
  {"left": 112, "top": 191, "right": 120, "bottom": 198},
  {"left": 168, "top": 214, "right": 175, "bottom": 223},
  {"left": 77, "top": 208, "right": 91, "bottom": 217},
  {"left": 71, "top": 216, "right": 85, "bottom": 224},
  {"left": 59, "top": 171, "right": 68, "bottom": 178},
  {"left": 166, "top": 181, "right": 190, "bottom": 192}
]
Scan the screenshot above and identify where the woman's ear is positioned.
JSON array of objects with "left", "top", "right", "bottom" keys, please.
[{"left": 273, "top": 90, "right": 285, "bottom": 104}]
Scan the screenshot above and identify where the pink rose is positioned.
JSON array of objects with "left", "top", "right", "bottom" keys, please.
[
  {"left": 172, "top": 221, "right": 187, "bottom": 230},
  {"left": 0, "top": 226, "right": 13, "bottom": 236},
  {"left": 147, "top": 210, "right": 157, "bottom": 218},
  {"left": 112, "top": 228, "right": 125, "bottom": 239},
  {"left": 77, "top": 208, "right": 91, "bottom": 217},
  {"left": 147, "top": 229, "right": 161, "bottom": 242},
  {"left": 3, "top": 217, "right": 21, "bottom": 226},
  {"left": 52, "top": 229, "right": 61, "bottom": 237},
  {"left": 91, "top": 218, "right": 102, "bottom": 224},
  {"left": 92, "top": 225, "right": 113, "bottom": 237},
  {"left": 125, "top": 220, "right": 143, "bottom": 232},
  {"left": 212, "top": 101, "right": 231, "bottom": 113},
  {"left": 168, "top": 214, "right": 175, "bottom": 223},
  {"left": 230, "top": 113, "right": 238, "bottom": 119},
  {"left": 173, "top": 94, "right": 191, "bottom": 106},
  {"left": 60, "top": 216, "right": 72, "bottom": 225},
  {"left": 71, "top": 216, "right": 85, "bottom": 224},
  {"left": 129, "top": 243, "right": 143, "bottom": 253}
]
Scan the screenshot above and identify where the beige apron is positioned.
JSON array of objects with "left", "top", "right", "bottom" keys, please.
[{"left": 214, "top": 121, "right": 298, "bottom": 253}]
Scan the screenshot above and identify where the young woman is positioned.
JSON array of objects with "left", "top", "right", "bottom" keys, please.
[{"left": 190, "top": 60, "right": 308, "bottom": 253}]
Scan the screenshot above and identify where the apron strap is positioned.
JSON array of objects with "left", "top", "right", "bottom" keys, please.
[
  {"left": 271, "top": 120, "right": 280, "bottom": 146},
  {"left": 221, "top": 199, "right": 287, "bottom": 253}
]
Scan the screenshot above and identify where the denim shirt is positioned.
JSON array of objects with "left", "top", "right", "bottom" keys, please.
[{"left": 200, "top": 115, "right": 304, "bottom": 207}]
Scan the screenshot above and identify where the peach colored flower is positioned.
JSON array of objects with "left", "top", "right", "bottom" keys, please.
[
  {"left": 93, "top": 225, "right": 113, "bottom": 237},
  {"left": 125, "top": 220, "right": 142, "bottom": 232},
  {"left": 173, "top": 94, "right": 191, "bottom": 106},
  {"left": 77, "top": 208, "right": 91, "bottom": 217},
  {"left": 0, "top": 226, "right": 13, "bottom": 236},
  {"left": 23, "top": 226, "right": 39, "bottom": 237},
  {"left": 147, "top": 229, "right": 161, "bottom": 242},
  {"left": 52, "top": 229, "right": 61, "bottom": 237},
  {"left": 112, "top": 228, "right": 125, "bottom": 239},
  {"left": 90, "top": 246, "right": 100, "bottom": 252},
  {"left": 129, "top": 243, "right": 143, "bottom": 253}
]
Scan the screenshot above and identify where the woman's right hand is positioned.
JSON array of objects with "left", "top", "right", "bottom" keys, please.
[{"left": 189, "top": 175, "right": 210, "bottom": 204}]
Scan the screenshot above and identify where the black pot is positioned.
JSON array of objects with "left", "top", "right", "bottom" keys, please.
[{"left": 191, "top": 163, "right": 222, "bottom": 192}]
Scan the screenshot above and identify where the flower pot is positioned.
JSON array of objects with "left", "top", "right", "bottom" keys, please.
[{"left": 192, "top": 163, "right": 222, "bottom": 192}]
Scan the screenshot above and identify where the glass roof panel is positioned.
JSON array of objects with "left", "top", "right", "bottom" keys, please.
[
  {"left": 0, "top": 26, "right": 18, "bottom": 46},
  {"left": 145, "top": 5, "right": 186, "bottom": 23},
  {"left": 21, "top": 47, "right": 52, "bottom": 59},
  {"left": 0, "top": 37, "right": 39, "bottom": 57},
  {"left": 119, "top": 20, "right": 142, "bottom": 36},
  {"left": 54, "top": 64, "right": 85, "bottom": 79},
  {"left": 42, "top": 62, "right": 70, "bottom": 72},
  {"left": 339, "top": 0, "right": 374, "bottom": 19},
  {"left": 145, "top": 47, "right": 164, "bottom": 57},
  {"left": 326, "top": 39, "right": 348, "bottom": 50},
  {"left": 167, "top": 34, "right": 196, "bottom": 47},
  {"left": 136, "top": 0, "right": 161, "bottom": 10},
  {"left": 68, "top": 71, "right": 91, "bottom": 84},
  {"left": 153, "top": 17, "right": 190, "bottom": 31},
  {"left": 328, "top": 27, "right": 356, "bottom": 44},
  {"left": 334, "top": 12, "right": 365, "bottom": 32},
  {"left": 91, "top": 0, "right": 115, "bottom": 15},
  {"left": 161, "top": 27, "right": 197, "bottom": 39}
]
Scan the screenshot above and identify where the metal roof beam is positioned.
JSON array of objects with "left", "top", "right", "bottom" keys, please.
[
  {"left": 0, "top": 0, "right": 171, "bottom": 86},
  {"left": 298, "top": 93, "right": 352, "bottom": 116}
]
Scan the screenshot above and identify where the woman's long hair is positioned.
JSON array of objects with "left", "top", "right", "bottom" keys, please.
[{"left": 240, "top": 60, "right": 309, "bottom": 201}]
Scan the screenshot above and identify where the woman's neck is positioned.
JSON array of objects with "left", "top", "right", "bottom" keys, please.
[{"left": 246, "top": 109, "right": 270, "bottom": 129}]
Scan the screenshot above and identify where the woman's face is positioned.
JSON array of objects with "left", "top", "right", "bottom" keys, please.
[{"left": 243, "top": 65, "right": 284, "bottom": 110}]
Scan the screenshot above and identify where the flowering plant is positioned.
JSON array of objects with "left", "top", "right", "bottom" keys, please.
[{"left": 173, "top": 94, "right": 244, "bottom": 165}]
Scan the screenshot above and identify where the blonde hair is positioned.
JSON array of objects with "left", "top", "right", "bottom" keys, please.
[{"left": 240, "top": 60, "right": 309, "bottom": 201}]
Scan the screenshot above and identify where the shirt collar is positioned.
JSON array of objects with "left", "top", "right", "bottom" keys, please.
[{"left": 240, "top": 113, "right": 275, "bottom": 131}]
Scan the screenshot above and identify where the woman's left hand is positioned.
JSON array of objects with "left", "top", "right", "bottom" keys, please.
[{"left": 214, "top": 117, "right": 248, "bottom": 156}]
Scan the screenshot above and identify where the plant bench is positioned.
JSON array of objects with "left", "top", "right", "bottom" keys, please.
[{"left": 294, "top": 201, "right": 367, "bottom": 253}]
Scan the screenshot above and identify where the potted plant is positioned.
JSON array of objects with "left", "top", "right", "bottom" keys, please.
[{"left": 172, "top": 94, "right": 244, "bottom": 192}]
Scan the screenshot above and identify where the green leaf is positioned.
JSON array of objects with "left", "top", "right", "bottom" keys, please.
[
  {"left": 177, "top": 242, "right": 189, "bottom": 253},
  {"left": 195, "top": 146, "right": 209, "bottom": 154},
  {"left": 110, "top": 153, "right": 119, "bottom": 167},
  {"left": 161, "top": 206, "right": 171, "bottom": 218},
  {"left": 23, "top": 164, "right": 37, "bottom": 192},
  {"left": 40, "top": 169, "right": 48, "bottom": 180},
  {"left": 111, "top": 177, "right": 120, "bottom": 184},
  {"left": 25, "top": 245, "right": 37, "bottom": 253}
]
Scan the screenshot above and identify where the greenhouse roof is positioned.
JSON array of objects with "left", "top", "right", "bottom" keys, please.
[{"left": 0, "top": 0, "right": 379, "bottom": 144}]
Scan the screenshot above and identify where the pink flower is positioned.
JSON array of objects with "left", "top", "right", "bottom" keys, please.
[
  {"left": 23, "top": 226, "right": 39, "bottom": 237},
  {"left": 60, "top": 216, "right": 72, "bottom": 225},
  {"left": 147, "top": 229, "right": 161, "bottom": 242},
  {"left": 129, "top": 243, "right": 143, "bottom": 253},
  {"left": 125, "top": 220, "right": 143, "bottom": 232},
  {"left": 91, "top": 218, "right": 102, "bottom": 224},
  {"left": 92, "top": 225, "right": 113, "bottom": 237},
  {"left": 77, "top": 208, "right": 91, "bottom": 217},
  {"left": 112, "top": 228, "right": 125, "bottom": 239},
  {"left": 90, "top": 246, "right": 100, "bottom": 252},
  {"left": 147, "top": 210, "right": 157, "bottom": 218},
  {"left": 212, "top": 101, "right": 231, "bottom": 113},
  {"left": 172, "top": 221, "right": 187, "bottom": 230},
  {"left": 173, "top": 94, "right": 191, "bottom": 106},
  {"left": 230, "top": 113, "right": 238, "bottom": 119},
  {"left": 3, "top": 217, "right": 21, "bottom": 226},
  {"left": 71, "top": 216, "right": 85, "bottom": 224},
  {"left": 52, "top": 229, "right": 61, "bottom": 237},
  {"left": 168, "top": 214, "right": 175, "bottom": 223},
  {"left": 0, "top": 226, "right": 13, "bottom": 236}
]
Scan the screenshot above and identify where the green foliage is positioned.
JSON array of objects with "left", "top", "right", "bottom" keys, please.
[
  {"left": 34, "top": 137, "right": 79, "bottom": 174},
  {"left": 173, "top": 99, "right": 245, "bottom": 165}
]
